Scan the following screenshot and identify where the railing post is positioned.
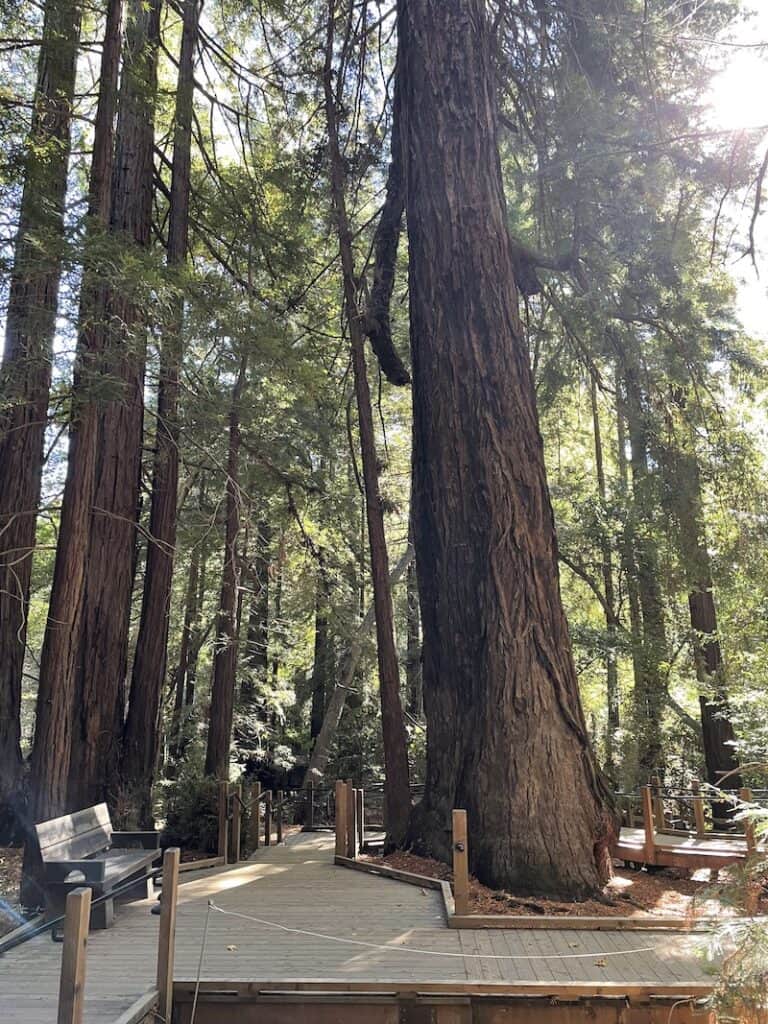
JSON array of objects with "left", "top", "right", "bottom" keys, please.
[
  {"left": 691, "top": 779, "right": 706, "bottom": 837},
  {"left": 650, "top": 775, "right": 665, "bottom": 831},
  {"left": 452, "top": 809, "right": 469, "bottom": 917},
  {"left": 740, "top": 787, "right": 757, "bottom": 854},
  {"left": 642, "top": 785, "right": 657, "bottom": 864},
  {"left": 250, "top": 782, "right": 261, "bottom": 851},
  {"left": 218, "top": 779, "right": 229, "bottom": 865},
  {"left": 346, "top": 784, "right": 358, "bottom": 859},
  {"left": 157, "top": 848, "right": 180, "bottom": 1023},
  {"left": 57, "top": 887, "right": 91, "bottom": 1024},
  {"left": 356, "top": 787, "right": 364, "bottom": 852},
  {"left": 276, "top": 789, "right": 284, "bottom": 845},
  {"left": 231, "top": 782, "right": 242, "bottom": 863},
  {"left": 264, "top": 790, "right": 272, "bottom": 847},
  {"left": 335, "top": 779, "right": 348, "bottom": 858}
]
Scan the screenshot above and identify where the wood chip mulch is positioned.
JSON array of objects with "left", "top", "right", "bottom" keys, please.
[{"left": 364, "top": 850, "right": 768, "bottom": 920}]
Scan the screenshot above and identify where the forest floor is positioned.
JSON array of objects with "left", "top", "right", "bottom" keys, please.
[
  {"left": 365, "top": 850, "right": 768, "bottom": 920},
  {"left": 0, "top": 847, "right": 24, "bottom": 937}
]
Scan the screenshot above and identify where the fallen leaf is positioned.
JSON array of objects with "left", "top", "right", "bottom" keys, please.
[{"left": 226, "top": 944, "right": 238, "bottom": 952}]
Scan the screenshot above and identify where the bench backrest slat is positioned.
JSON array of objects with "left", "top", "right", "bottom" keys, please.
[{"left": 36, "top": 803, "right": 113, "bottom": 862}]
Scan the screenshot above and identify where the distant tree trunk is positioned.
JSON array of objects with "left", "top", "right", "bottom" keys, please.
[
  {"left": 398, "top": 0, "right": 613, "bottom": 895},
  {"left": 660, "top": 413, "right": 740, "bottom": 790},
  {"left": 305, "top": 544, "right": 414, "bottom": 786},
  {"left": 204, "top": 355, "right": 247, "bottom": 779},
  {"left": 168, "top": 544, "right": 199, "bottom": 765},
  {"left": 590, "top": 378, "right": 619, "bottom": 777},
  {"left": 309, "top": 568, "right": 333, "bottom": 741},
  {"left": 67, "top": 0, "right": 163, "bottom": 811},
  {"left": 0, "top": 0, "right": 80, "bottom": 841},
  {"left": 405, "top": 520, "right": 422, "bottom": 719},
  {"left": 270, "top": 530, "right": 285, "bottom": 687},
  {"left": 246, "top": 520, "right": 270, "bottom": 690},
  {"left": 622, "top": 369, "right": 668, "bottom": 783},
  {"left": 324, "top": 0, "right": 411, "bottom": 849},
  {"left": 122, "top": 0, "right": 199, "bottom": 825}
]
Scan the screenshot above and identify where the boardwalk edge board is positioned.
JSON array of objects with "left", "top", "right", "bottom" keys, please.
[{"left": 334, "top": 854, "right": 718, "bottom": 932}]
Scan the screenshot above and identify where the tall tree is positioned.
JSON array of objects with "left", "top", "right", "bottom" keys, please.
[
  {"left": 67, "top": 0, "right": 163, "bottom": 809},
  {"left": 399, "top": 0, "right": 613, "bottom": 895},
  {"left": 323, "top": 0, "right": 411, "bottom": 849},
  {"left": 0, "top": 0, "right": 81, "bottom": 839},
  {"left": 204, "top": 354, "right": 247, "bottom": 779},
  {"left": 122, "top": 0, "right": 201, "bottom": 826},
  {"left": 24, "top": 0, "right": 123, "bottom": 903}
]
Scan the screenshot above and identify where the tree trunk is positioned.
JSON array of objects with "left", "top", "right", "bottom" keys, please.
[
  {"left": 324, "top": 1, "right": 411, "bottom": 849},
  {"left": 398, "top": 0, "right": 613, "bottom": 896},
  {"left": 405, "top": 520, "right": 422, "bottom": 719},
  {"left": 204, "top": 355, "right": 247, "bottom": 779},
  {"left": 0, "top": 0, "right": 80, "bottom": 841},
  {"left": 169, "top": 543, "right": 200, "bottom": 766},
  {"left": 122, "top": 0, "right": 199, "bottom": 825},
  {"left": 622, "top": 369, "right": 668, "bottom": 783},
  {"left": 245, "top": 520, "right": 270, "bottom": 691},
  {"left": 309, "top": 569, "right": 333, "bottom": 741},
  {"left": 590, "top": 378, "right": 619, "bottom": 777},
  {"left": 305, "top": 544, "right": 414, "bottom": 786},
  {"left": 67, "top": 0, "right": 163, "bottom": 811},
  {"left": 270, "top": 530, "right": 285, "bottom": 687}
]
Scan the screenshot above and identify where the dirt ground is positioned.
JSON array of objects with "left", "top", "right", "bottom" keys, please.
[
  {"left": 0, "top": 847, "right": 25, "bottom": 937},
  {"left": 367, "top": 850, "right": 768, "bottom": 920}
]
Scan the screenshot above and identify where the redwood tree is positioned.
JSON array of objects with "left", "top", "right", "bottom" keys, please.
[
  {"left": 0, "top": 0, "right": 80, "bottom": 839},
  {"left": 399, "top": 0, "right": 613, "bottom": 896}
]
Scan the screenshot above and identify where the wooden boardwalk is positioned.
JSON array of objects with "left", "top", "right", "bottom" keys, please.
[
  {"left": 0, "top": 832, "right": 718, "bottom": 1022},
  {"left": 614, "top": 826, "right": 758, "bottom": 869}
]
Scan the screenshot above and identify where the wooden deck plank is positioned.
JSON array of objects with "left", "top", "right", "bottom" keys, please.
[{"left": 0, "top": 832, "right": 717, "bottom": 1023}]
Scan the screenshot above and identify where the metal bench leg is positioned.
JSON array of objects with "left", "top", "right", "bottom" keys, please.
[{"left": 91, "top": 896, "right": 114, "bottom": 930}]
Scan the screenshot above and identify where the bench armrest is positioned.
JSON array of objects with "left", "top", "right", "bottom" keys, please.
[
  {"left": 110, "top": 830, "right": 160, "bottom": 850},
  {"left": 43, "top": 860, "right": 107, "bottom": 884}
]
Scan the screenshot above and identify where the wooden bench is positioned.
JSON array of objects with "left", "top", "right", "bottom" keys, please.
[{"left": 36, "top": 803, "right": 160, "bottom": 936}]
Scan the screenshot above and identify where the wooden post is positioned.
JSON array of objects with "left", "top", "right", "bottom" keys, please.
[
  {"left": 264, "top": 790, "right": 272, "bottom": 847},
  {"left": 691, "top": 779, "right": 706, "bottom": 837},
  {"left": 57, "top": 887, "right": 91, "bottom": 1024},
  {"left": 308, "top": 780, "right": 315, "bottom": 829},
  {"left": 356, "top": 787, "right": 364, "bottom": 851},
  {"left": 346, "top": 784, "right": 358, "bottom": 859},
  {"left": 276, "top": 789, "right": 284, "bottom": 845},
  {"left": 650, "top": 775, "right": 665, "bottom": 831},
  {"left": 335, "top": 779, "right": 348, "bottom": 858},
  {"left": 250, "top": 782, "right": 261, "bottom": 851},
  {"left": 452, "top": 809, "right": 469, "bottom": 917},
  {"left": 740, "top": 787, "right": 757, "bottom": 854},
  {"left": 218, "top": 780, "right": 229, "bottom": 865},
  {"left": 231, "top": 783, "right": 242, "bottom": 863},
  {"left": 156, "top": 848, "right": 180, "bottom": 1023},
  {"left": 642, "top": 785, "right": 657, "bottom": 865}
]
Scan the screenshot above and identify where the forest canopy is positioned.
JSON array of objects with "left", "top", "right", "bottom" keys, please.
[{"left": 1, "top": 0, "right": 768, "bottom": 905}]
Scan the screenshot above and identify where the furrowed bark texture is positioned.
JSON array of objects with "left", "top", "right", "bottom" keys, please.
[
  {"left": 398, "top": 0, "right": 613, "bottom": 896},
  {"left": 324, "top": 0, "right": 411, "bottom": 849},
  {"left": 123, "top": 0, "right": 199, "bottom": 826},
  {"left": 204, "top": 356, "right": 247, "bottom": 779},
  {"left": 68, "top": 0, "right": 163, "bottom": 810},
  {"left": 27, "top": 0, "right": 123, "bottom": 839},
  {"left": 0, "top": 0, "right": 80, "bottom": 839}
]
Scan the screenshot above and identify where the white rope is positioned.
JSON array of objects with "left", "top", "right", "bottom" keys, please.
[
  {"left": 207, "top": 901, "right": 684, "bottom": 961},
  {"left": 189, "top": 900, "right": 213, "bottom": 1024}
]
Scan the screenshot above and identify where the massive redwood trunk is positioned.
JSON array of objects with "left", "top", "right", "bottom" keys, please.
[
  {"left": 0, "top": 0, "right": 80, "bottom": 840},
  {"left": 204, "top": 356, "right": 247, "bottom": 779},
  {"left": 398, "top": 0, "right": 613, "bottom": 896},
  {"left": 68, "top": 0, "right": 163, "bottom": 810},
  {"left": 123, "top": 0, "right": 200, "bottom": 826}
]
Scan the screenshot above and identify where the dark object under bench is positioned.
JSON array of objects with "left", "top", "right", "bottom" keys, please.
[{"left": 35, "top": 803, "right": 160, "bottom": 937}]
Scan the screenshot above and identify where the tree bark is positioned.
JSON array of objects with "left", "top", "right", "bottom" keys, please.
[
  {"left": 122, "top": 0, "right": 200, "bottom": 826},
  {"left": 398, "top": 0, "right": 613, "bottom": 896},
  {"left": 0, "top": 0, "right": 81, "bottom": 841},
  {"left": 67, "top": 0, "right": 163, "bottom": 811},
  {"left": 304, "top": 544, "right": 414, "bottom": 786},
  {"left": 309, "top": 568, "right": 333, "bottom": 741},
  {"left": 204, "top": 355, "right": 247, "bottom": 779},
  {"left": 590, "top": 378, "right": 619, "bottom": 777},
  {"left": 169, "top": 542, "right": 200, "bottom": 765},
  {"left": 405, "top": 519, "right": 422, "bottom": 719},
  {"left": 324, "top": 0, "right": 411, "bottom": 849}
]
